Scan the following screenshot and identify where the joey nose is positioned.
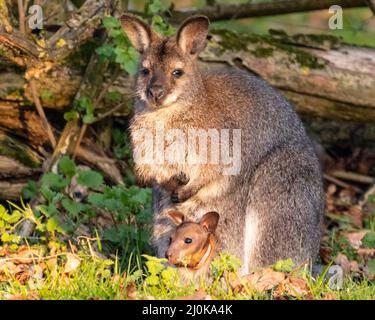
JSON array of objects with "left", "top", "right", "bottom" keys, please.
[{"left": 147, "top": 86, "right": 165, "bottom": 102}]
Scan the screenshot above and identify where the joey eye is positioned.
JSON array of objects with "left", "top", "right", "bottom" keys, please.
[
  {"left": 172, "top": 69, "right": 183, "bottom": 78},
  {"left": 184, "top": 238, "right": 192, "bottom": 244},
  {"left": 141, "top": 68, "right": 150, "bottom": 76}
]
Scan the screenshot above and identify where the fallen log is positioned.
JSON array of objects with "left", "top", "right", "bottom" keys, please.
[
  {"left": 200, "top": 30, "right": 375, "bottom": 122},
  {"left": 165, "top": 0, "right": 368, "bottom": 23},
  {"left": 2, "top": 29, "right": 374, "bottom": 122}
]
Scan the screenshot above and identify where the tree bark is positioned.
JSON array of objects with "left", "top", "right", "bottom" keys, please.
[
  {"left": 158, "top": 0, "right": 368, "bottom": 23},
  {"left": 200, "top": 30, "right": 375, "bottom": 122},
  {"left": 3, "top": 29, "right": 374, "bottom": 121}
]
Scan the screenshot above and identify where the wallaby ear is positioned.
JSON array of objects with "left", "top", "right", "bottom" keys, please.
[
  {"left": 200, "top": 211, "right": 219, "bottom": 233},
  {"left": 120, "top": 14, "right": 152, "bottom": 53},
  {"left": 167, "top": 210, "right": 185, "bottom": 226},
  {"left": 176, "top": 15, "right": 209, "bottom": 56}
]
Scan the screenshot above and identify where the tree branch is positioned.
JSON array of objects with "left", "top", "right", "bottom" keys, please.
[
  {"left": 29, "top": 80, "right": 57, "bottom": 148},
  {"left": 16, "top": 0, "right": 56, "bottom": 149},
  {"left": 0, "top": 28, "right": 40, "bottom": 67},
  {"left": 164, "top": 0, "right": 367, "bottom": 22},
  {"left": 17, "top": 0, "right": 26, "bottom": 34},
  {"left": 46, "top": 0, "right": 109, "bottom": 62}
]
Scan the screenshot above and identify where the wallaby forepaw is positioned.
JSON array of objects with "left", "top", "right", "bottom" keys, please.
[
  {"left": 176, "top": 172, "right": 189, "bottom": 185},
  {"left": 171, "top": 187, "right": 192, "bottom": 203}
]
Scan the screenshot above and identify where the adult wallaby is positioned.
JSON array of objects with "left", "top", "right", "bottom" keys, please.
[{"left": 121, "top": 14, "right": 324, "bottom": 274}]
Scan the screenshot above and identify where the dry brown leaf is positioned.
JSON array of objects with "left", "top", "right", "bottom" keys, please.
[
  {"left": 334, "top": 253, "right": 351, "bottom": 274},
  {"left": 16, "top": 270, "right": 32, "bottom": 285},
  {"left": 327, "top": 184, "right": 337, "bottom": 196},
  {"left": 45, "top": 257, "right": 58, "bottom": 270},
  {"left": 230, "top": 268, "right": 285, "bottom": 293},
  {"left": 319, "top": 246, "right": 333, "bottom": 264},
  {"left": 334, "top": 253, "right": 360, "bottom": 275},
  {"left": 345, "top": 206, "right": 363, "bottom": 228},
  {"left": 342, "top": 230, "right": 369, "bottom": 249},
  {"left": 338, "top": 188, "right": 357, "bottom": 204},
  {"left": 357, "top": 248, "right": 375, "bottom": 258},
  {"left": 4, "top": 292, "right": 39, "bottom": 300},
  {"left": 363, "top": 266, "right": 375, "bottom": 281},
  {"left": 126, "top": 281, "right": 138, "bottom": 300},
  {"left": 274, "top": 277, "right": 311, "bottom": 299},
  {"left": 9, "top": 247, "right": 40, "bottom": 264},
  {"left": 322, "top": 292, "right": 337, "bottom": 300},
  {"left": 349, "top": 260, "right": 360, "bottom": 273},
  {"left": 64, "top": 253, "right": 81, "bottom": 273},
  {"left": 0, "top": 260, "right": 16, "bottom": 274}
]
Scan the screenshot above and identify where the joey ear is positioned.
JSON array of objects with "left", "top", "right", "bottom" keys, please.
[
  {"left": 167, "top": 210, "right": 185, "bottom": 226},
  {"left": 176, "top": 15, "right": 209, "bottom": 56},
  {"left": 199, "top": 211, "right": 219, "bottom": 233},
  {"left": 120, "top": 14, "right": 152, "bottom": 53}
]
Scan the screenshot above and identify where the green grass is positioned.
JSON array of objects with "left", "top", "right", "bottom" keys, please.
[{"left": 1, "top": 248, "right": 375, "bottom": 300}]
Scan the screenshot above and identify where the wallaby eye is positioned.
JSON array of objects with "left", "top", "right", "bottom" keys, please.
[
  {"left": 172, "top": 69, "right": 183, "bottom": 78},
  {"left": 184, "top": 238, "right": 192, "bottom": 244},
  {"left": 141, "top": 68, "right": 150, "bottom": 76}
]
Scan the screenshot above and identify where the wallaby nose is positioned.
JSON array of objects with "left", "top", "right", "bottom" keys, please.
[{"left": 147, "top": 86, "right": 165, "bottom": 102}]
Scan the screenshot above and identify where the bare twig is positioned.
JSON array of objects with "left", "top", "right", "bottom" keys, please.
[
  {"left": 329, "top": 170, "right": 375, "bottom": 184},
  {"left": 17, "top": 0, "right": 26, "bottom": 34},
  {"left": 92, "top": 102, "right": 125, "bottom": 123},
  {"left": 29, "top": 80, "right": 57, "bottom": 148},
  {"left": 72, "top": 124, "right": 88, "bottom": 160},
  {"left": 323, "top": 174, "right": 362, "bottom": 193}
]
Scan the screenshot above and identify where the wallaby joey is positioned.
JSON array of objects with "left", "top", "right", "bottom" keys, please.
[
  {"left": 166, "top": 210, "right": 219, "bottom": 279},
  {"left": 121, "top": 14, "right": 325, "bottom": 274}
]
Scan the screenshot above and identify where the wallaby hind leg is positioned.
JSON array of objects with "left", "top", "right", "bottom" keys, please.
[
  {"left": 151, "top": 185, "right": 175, "bottom": 258},
  {"left": 245, "top": 145, "right": 324, "bottom": 271}
]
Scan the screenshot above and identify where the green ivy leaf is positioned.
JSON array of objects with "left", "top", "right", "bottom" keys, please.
[
  {"left": 21, "top": 180, "right": 38, "bottom": 200},
  {"left": 152, "top": 15, "right": 175, "bottom": 36},
  {"left": 130, "top": 188, "right": 151, "bottom": 205},
  {"left": 96, "top": 44, "right": 115, "bottom": 58},
  {"left": 82, "top": 113, "right": 96, "bottom": 124},
  {"left": 362, "top": 232, "right": 375, "bottom": 248},
  {"left": 106, "top": 90, "right": 122, "bottom": 102},
  {"left": 273, "top": 258, "right": 295, "bottom": 272},
  {"left": 64, "top": 110, "right": 80, "bottom": 121},
  {"left": 61, "top": 198, "right": 88, "bottom": 219},
  {"left": 1, "top": 232, "right": 11, "bottom": 242},
  {"left": 368, "top": 259, "right": 375, "bottom": 275},
  {"left": 46, "top": 217, "right": 59, "bottom": 233},
  {"left": 58, "top": 156, "right": 76, "bottom": 179},
  {"left": 77, "top": 170, "right": 104, "bottom": 188},
  {"left": 41, "top": 173, "right": 69, "bottom": 191},
  {"left": 114, "top": 47, "right": 139, "bottom": 75},
  {"left": 149, "top": 0, "right": 168, "bottom": 14},
  {"left": 102, "top": 16, "right": 121, "bottom": 29},
  {"left": 3, "top": 210, "right": 22, "bottom": 224},
  {"left": 368, "top": 195, "right": 375, "bottom": 203}
]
